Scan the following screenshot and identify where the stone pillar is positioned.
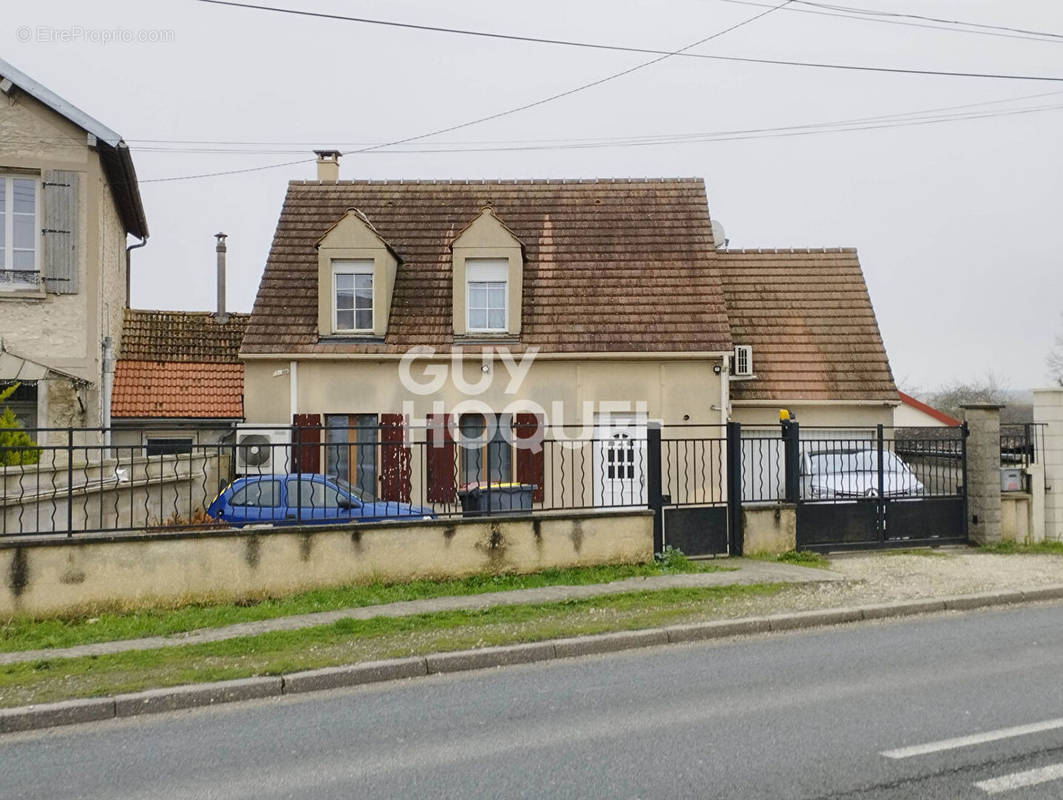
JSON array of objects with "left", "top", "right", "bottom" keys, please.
[
  {"left": 962, "top": 404, "right": 1003, "bottom": 546},
  {"left": 1033, "top": 389, "right": 1063, "bottom": 542}
]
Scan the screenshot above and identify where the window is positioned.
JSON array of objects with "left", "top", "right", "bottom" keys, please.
[
  {"left": 333, "top": 260, "right": 373, "bottom": 332},
  {"left": 459, "top": 413, "right": 512, "bottom": 485},
  {"left": 0, "top": 175, "right": 39, "bottom": 289},
  {"left": 325, "top": 414, "right": 378, "bottom": 500},
  {"left": 145, "top": 438, "right": 194, "bottom": 457},
  {"left": 1, "top": 382, "right": 37, "bottom": 430},
  {"left": 287, "top": 477, "right": 345, "bottom": 508},
  {"left": 230, "top": 480, "right": 281, "bottom": 507},
  {"left": 466, "top": 259, "right": 507, "bottom": 332}
]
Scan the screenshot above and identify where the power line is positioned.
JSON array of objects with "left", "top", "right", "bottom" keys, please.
[
  {"left": 719, "top": 0, "right": 1063, "bottom": 43},
  {"left": 794, "top": 1, "right": 1063, "bottom": 41},
  {"left": 144, "top": 0, "right": 791, "bottom": 182},
  {"left": 124, "top": 87, "right": 1063, "bottom": 151},
  {"left": 191, "top": 0, "right": 1063, "bottom": 80}
]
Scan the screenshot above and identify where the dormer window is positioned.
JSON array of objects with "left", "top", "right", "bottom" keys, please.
[
  {"left": 316, "top": 209, "right": 400, "bottom": 339},
  {"left": 451, "top": 208, "right": 524, "bottom": 337},
  {"left": 466, "top": 259, "right": 507, "bottom": 332},
  {"left": 333, "top": 260, "right": 373, "bottom": 333}
]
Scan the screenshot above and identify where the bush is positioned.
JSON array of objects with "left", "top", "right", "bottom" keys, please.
[
  {"left": 0, "top": 384, "right": 39, "bottom": 466},
  {"left": 654, "top": 545, "right": 691, "bottom": 572}
]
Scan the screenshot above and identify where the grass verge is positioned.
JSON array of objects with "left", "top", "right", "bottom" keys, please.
[
  {"left": 979, "top": 541, "right": 1063, "bottom": 556},
  {"left": 0, "top": 583, "right": 784, "bottom": 709},
  {"left": 0, "top": 561, "right": 729, "bottom": 654},
  {"left": 751, "top": 550, "right": 832, "bottom": 570}
]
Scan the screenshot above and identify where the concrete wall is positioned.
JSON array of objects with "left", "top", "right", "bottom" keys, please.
[
  {"left": 742, "top": 503, "right": 796, "bottom": 556},
  {"left": 0, "top": 510, "right": 653, "bottom": 618},
  {"left": 1033, "top": 389, "right": 1063, "bottom": 542},
  {"left": 1, "top": 453, "right": 225, "bottom": 535},
  {"left": 1001, "top": 494, "right": 1035, "bottom": 545},
  {"left": 0, "top": 85, "right": 129, "bottom": 433}
]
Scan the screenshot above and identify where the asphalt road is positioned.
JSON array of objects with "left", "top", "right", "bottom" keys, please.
[{"left": 6, "top": 604, "right": 1063, "bottom": 799}]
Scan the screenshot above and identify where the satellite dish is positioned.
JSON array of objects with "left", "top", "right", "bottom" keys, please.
[{"left": 711, "top": 219, "right": 729, "bottom": 248}]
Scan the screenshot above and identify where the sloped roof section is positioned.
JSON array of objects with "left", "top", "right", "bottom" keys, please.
[
  {"left": 715, "top": 249, "right": 897, "bottom": 402},
  {"left": 0, "top": 57, "right": 148, "bottom": 238},
  {"left": 242, "top": 179, "right": 732, "bottom": 355},
  {"left": 119, "top": 309, "right": 248, "bottom": 363},
  {"left": 111, "top": 361, "right": 243, "bottom": 419}
]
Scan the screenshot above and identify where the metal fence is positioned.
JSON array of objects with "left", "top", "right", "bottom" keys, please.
[{"left": 0, "top": 422, "right": 729, "bottom": 537}]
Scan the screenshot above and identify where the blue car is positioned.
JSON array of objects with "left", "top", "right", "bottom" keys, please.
[{"left": 207, "top": 473, "right": 435, "bottom": 527}]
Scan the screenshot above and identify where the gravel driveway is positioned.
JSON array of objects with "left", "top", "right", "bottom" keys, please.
[{"left": 720, "top": 547, "right": 1063, "bottom": 618}]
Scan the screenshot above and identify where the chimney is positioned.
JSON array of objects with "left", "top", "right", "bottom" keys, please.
[
  {"left": 214, "top": 232, "right": 229, "bottom": 323},
  {"left": 314, "top": 149, "right": 341, "bottom": 181}
]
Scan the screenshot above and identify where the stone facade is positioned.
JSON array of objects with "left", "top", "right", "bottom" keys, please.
[
  {"left": 962, "top": 404, "right": 1004, "bottom": 545},
  {"left": 1033, "top": 389, "right": 1063, "bottom": 542}
]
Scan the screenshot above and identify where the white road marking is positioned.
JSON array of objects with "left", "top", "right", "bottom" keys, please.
[
  {"left": 975, "top": 763, "right": 1063, "bottom": 794},
  {"left": 881, "top": 718, "right": 1063, "bottom": 759}
]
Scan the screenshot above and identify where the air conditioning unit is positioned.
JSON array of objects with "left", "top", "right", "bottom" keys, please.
[
  {"left": 235, "top": 425, "right": 291, "bottom": 475},
  {"left": 733, "top": 345, "right": 753, "bottom": 377}
]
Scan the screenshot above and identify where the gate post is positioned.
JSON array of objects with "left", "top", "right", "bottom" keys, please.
[
  {"left": 726, "top": 421, "right": 743, "bottom": 556},
  {"left": 961, "top": 403, "right": 1004, "bottom": 545},
  {"left": 782, "top": 419, "right": 800, "bottom": 503},
  {"left": 647, "top": 421, "right": 664, "bottom": 554}
]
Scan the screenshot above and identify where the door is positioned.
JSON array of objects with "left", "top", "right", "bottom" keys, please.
[{"left": 593, "top": 414, "right": 647, "bottom": 507}]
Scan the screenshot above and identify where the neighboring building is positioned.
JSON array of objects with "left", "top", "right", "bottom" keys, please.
[
  {"left": 240, "top": 158, "right": 898, "bottom": 506},
  {"left": 894, "top": 391, "right": 960, "bottom": 428},
  {"left": 110, "top": 309, "right": 248, "bottom": 453},
  {"left": 0, "top": 57, "right": 148, "bottom": 440}
]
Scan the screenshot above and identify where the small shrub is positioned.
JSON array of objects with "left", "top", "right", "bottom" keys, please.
[
  {"left": 654, "top": 545, "right": 691, "bottom": 572},
  {"left": 0, "top": 383, "right": 39, "bottom": 466},
  {"left": 151, "top": 508, "right": 220, "bottom": 530}
]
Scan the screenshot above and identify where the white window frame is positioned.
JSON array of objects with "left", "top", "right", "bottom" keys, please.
[
  {"left": 332, "top": 259, "right": 374, "bottom": 333},
  {"left": 466, "top": 258, "right": 508, "bottom": 333},
  {"left": 0, "top": 174, "right": 41, "bottom": 290}
]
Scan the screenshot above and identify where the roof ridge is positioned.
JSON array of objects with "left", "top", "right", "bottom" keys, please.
[
  {"left": 288, "top": 177, "right": 706, "bottom": 187},
  {"left": 716, "top": 247, "right": 858, "bottom": 254}
]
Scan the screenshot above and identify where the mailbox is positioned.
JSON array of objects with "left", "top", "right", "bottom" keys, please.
[{"left": 1000, "top": 468, "right": 1025, "bottom": 493}]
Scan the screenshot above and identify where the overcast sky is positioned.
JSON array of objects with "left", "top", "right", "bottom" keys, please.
[{"left": 8, "top": 0, "right": 1063, "bottom": 392}]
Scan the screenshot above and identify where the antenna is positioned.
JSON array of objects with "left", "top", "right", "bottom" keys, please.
[{"left": 711, "top": 219, "right": 729, "bottom": 249}]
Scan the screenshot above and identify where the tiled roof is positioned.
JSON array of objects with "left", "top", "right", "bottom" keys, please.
[
  {"left": 119, "top": 309, "right": 248, "bottom": 363},
  {"left": 111, "top": 361, "right": 243, "bottom": 419},
  {"left": 715, "top": 249, "right": 897, "bottom": 402},
  {"left": 241, "top": 179, "right": 733, "bottom": 355}
]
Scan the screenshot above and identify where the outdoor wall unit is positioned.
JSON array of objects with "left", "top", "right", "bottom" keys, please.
[
  {"left": 235, "top": 425, "right": 291, "bottom": 475},
  {"left": 733, "top": 345, "right": 753, "bottom": 377}
]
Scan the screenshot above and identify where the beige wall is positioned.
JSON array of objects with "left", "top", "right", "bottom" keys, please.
[
  {"left": 0, "top": 510, "right": 653, "bottom": 617},
  {"left": 0, "top": 88, "right": 129, "bottom": 431},
  {"left": 732, "top": 403, "right": 895, "bottom": 429},
  {"left": 742, "top": 504, "right": 797, "bottom": 556},
  {"left": 893, "top": 402, "right": 950, "bottom": 428},
  {"left": 451, "top": 209, "right": 523, "bottom": 336},
  {"left": 245, "top": 356, "right": 723, "bottom": 427}
]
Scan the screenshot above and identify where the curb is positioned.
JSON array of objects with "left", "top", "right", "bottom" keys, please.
[{"left": 3, "top": 585, "right": 1062, "bottom": 736}]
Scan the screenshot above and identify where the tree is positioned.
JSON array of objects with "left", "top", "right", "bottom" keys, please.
[
  {"left": 1049, "top": 315, "right": 1063, "bottom": 387},
  {"left": 0, "top": 383, "right": 39, "bottom": 466},
  {"left": 923, "top": 372, "right": 1011, "bottom": 420}
]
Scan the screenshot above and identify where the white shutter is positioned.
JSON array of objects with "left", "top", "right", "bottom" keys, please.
[{"left": 42, "top": 169, "right": 79, "bottom": 294}]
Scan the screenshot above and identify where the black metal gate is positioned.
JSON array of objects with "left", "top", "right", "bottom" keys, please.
[
  {"left": 794, "top": 424, "right": 968, "bottom": 551},
  {"left": 650, "top": 424, "right": 737, "bottom": 557}
]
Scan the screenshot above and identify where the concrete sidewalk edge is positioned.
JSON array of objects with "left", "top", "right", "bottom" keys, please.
[{"left": 4, "top": 584, "right": 1062, "bottom": 735}]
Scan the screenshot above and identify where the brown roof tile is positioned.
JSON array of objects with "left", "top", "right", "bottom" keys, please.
[
  {"left": 119, "top": 309, "right": 248, "bottom": 363},
  {"left": 715, "top": 249, "right": 896, "bottom": 402},
  {"left": 111, "top": 361, "right": 243, "bottom": 419},
  {"left": 241, "top": 179, "right": 732, "bottom": 355}
]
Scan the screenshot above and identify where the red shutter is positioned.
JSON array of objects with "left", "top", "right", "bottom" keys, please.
[
  {"left": 425, "top": 413, "right": 456, "bottom": 503},
  {"left": 379, "top": 413, "right": 411, "bottom": 502},
  {"left": 291, "top": 413, "right": 321, "bottom": 474},
  {"left": 515, "top": 413, "right": 545, "bottom": 502}
]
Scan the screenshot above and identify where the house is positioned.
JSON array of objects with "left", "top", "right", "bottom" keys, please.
[
  {"left": 0, "top": 57, "right": 148, "bottom": 441},
  {"left": 240, "top": 156, "right": 896, "bottom": 507},
  {"left": 714, "top": 248, "right": 898, "bottom": 429},
  {"left": 109, "top": 308, "right": 248, "bottom": 454},
  {"left": 894, "top": 391, "right": 960, "bottom": 427}
]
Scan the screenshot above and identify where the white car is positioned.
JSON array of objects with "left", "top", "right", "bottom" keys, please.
[{"left": 801, "top": 449, "right": 924, "bottom": 500}]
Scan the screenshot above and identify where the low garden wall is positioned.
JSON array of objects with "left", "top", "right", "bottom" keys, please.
[{"left": 0, "top": 510, "right": 653, "bottom": 618}]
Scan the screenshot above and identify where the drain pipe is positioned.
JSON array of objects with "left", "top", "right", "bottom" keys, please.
[
  {"left": 102, "top": 335, "right": 115, "bottom": 450},
  {"left": 125, "top": 236, "right": 147, "bottom": 308}
]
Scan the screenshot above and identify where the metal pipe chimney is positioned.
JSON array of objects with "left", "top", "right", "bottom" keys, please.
[{"left": 215, "top": 232, "right": 229, "bottom": 323}]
